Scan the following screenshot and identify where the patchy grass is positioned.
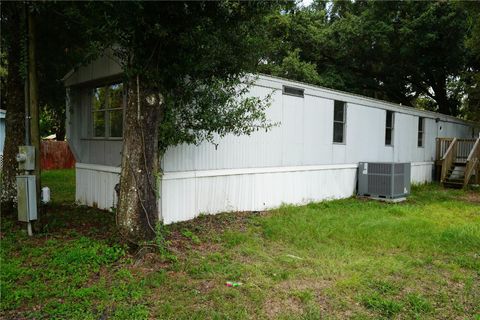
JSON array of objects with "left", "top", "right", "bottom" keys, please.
[
  {"left": 1, "top": 170, "right": 479, "bottom": 319},
  {"left": 41, "top": 168, "right": 76, "bottom": 204}
]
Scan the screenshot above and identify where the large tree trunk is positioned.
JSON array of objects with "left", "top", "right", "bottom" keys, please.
[
  {"left": 117, "top": 77, "right": 162, "bottom": 242},
  {"left": 1, "top": 4, "right": 25, "bottom": 212},
  {"left": 431, "top": 73, "right": 457, "bottom": 116}
]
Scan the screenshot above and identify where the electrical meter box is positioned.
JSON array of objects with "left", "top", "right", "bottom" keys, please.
[
  {"left": 17, "top": 175, "right": 37, "bottom": 222},
  {"left": 16, "top": 146, "right": 35, "bottom": 171}
]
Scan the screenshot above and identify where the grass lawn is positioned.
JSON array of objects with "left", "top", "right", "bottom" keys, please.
[
  {"left": 1, "top": 169, "right": 479, "bottom": 319},
  {"left": 40, "top": 169, "right": 76, "bottom": 203}
]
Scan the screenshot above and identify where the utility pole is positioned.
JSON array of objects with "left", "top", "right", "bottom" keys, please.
[
  {"left": 27, "top": 6, "right": 41, "bottom": 197},
  {"left": 19, "top": 4, "right": 40, "bottom": 236}
]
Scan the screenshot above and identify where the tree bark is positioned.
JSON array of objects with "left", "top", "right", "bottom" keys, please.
[
  {"left": 117, "top": 77, "right": 162, "bottom": 242},
  {"left": 430, "top": 72, "right": 457, "bottom": 116},
  {"left": 1, "top": 4, "right": 25, "bottom": 212}
]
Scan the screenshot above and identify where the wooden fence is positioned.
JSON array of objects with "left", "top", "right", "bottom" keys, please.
[{"left": 41, "top": 140, "right": 75, "bottom": 170}]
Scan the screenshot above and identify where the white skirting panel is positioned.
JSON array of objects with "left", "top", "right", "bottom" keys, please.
[
  {"left": 410, "top": 161, "right": 434, "bottom": 184},
  {"left": 75, "top": 161, "right": 433, "bottom": 224},
  {"left": 161, "top": 164, "right": 358, "bottom": 224},
  {"left": 76, "top": 163, "right": 120, "bottom": 210}
]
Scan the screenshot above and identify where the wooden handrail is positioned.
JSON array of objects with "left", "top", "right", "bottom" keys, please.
[
  {"left": 464, "top": 137, "right": 480, "bottom": 187},
  {"left": 441, "top": 138, "right": 457, "bottom": 183},
  {"left": 441, "top": 138, "right": 457, "bottom": 161},
  {"left": 466, "top": 137, "right": 480, "bottom": 162}
]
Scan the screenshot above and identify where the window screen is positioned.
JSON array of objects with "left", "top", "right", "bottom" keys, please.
[
  {"left": 333, "top": 100, "right": 346, "bottom": 143},
  {"left": 385, "top": 110, "right": 394, "bottom": 146}
]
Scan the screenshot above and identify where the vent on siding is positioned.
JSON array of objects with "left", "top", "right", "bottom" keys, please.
[{"left": 283, "top": 85, "right": 304, "bottom": 98}]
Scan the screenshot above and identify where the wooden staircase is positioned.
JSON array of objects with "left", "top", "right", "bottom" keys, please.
[{"left": 438, "top": 137, "right": 480, "bottom": 188}]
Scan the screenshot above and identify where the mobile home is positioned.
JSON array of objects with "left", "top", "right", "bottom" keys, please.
[{"left": 64, "top": 55, "right": 479, "bottom": 224}]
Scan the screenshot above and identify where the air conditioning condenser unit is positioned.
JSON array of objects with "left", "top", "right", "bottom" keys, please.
[{"left": 357, "top": 162, "right": 411, "bottom": 201}]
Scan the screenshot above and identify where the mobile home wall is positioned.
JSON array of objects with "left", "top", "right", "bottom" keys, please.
[{"left": 65, "top": 57, "right": 477, "bottom": 223}]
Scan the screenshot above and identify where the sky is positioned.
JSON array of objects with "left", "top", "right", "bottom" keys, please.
[{"left": 299, "top": 0, "right": 314, "bottom": 7}]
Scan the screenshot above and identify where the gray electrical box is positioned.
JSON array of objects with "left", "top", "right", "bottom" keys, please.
[
  {"left": 17, "top": 175, "right": 37, "bottom": 222},
  {"left": 358, "top": 162, "right": 411, "bottom": 200},
  {"left": 16, "top": 146, "right": 35, "bottom": 171}
]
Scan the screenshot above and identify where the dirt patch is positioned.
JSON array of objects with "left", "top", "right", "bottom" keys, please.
[
  {"left": 263, "top": 278, "right": 333, "bottom": 319},
  {"left": 169, "top": 210, "right": 258, "bottom": 236},
  {"left": 276, "top": 278, "right": 332, "bottom": 291},
  {"left": 164, "top": 210, "right": 263, "bottom": 258},
  {"left": 265, "top": 295, "right": 304, "bottom": 319},
  {"left": 462, "top": 191, "right": 480, "bottom": 204},
  {"left": 197, "top": 279, "right": 216, "bottom": 294}
]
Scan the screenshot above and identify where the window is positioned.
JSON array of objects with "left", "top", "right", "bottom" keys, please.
[
  {"left": 417, "top": 117, "right": 424, "bottom": 147},
  {"left": 385, "top": 110, "right": 394, "bottom": 146},
  {"left": 92, "top": 83, "right": 124, "bottom": 138},
  {"left": 333, "top": 100, "right": 346, "bottom": 143},
  {"left": 283, "top": 85, "right": 304, "bottom": 98}
]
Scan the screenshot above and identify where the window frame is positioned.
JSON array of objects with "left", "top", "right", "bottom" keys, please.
[
  {"left": 90, "top": 82, "right": 125, "bottom": 140},
  {"left": 417, "top": 117, "right": 424, "bottom": 147},
  {"left": 385, "top": 110, "right": 394, "bottom": 146},
  {"left": 333, "top": 100, "right": 346, "bottom": 144}
]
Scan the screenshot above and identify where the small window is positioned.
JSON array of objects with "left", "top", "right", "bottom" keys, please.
[
  {"left": 333, "top": 100, "right": 346, "bottom": 143},
  {"left": 283, "top": 85, "right": 304, "bottom": 97},
  {"left": 91, "top": 83, "right": 124, "bottom": 138},
  {"left": 417, "top": 117, "right": 424, "bottom": 147},
  {"left": 385, "top": 110, "right": 394, "bottom": 146}
]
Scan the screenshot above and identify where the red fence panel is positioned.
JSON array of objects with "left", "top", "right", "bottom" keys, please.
[{"left": 41, "top": 140, "right": 76, "bottom": 170}]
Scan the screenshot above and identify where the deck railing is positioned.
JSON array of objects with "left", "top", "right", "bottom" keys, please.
[
  {"left": 436, "top": 138, "right": 476, "bottom": 161},
  {"left": 457, "top": 139, "right": 477, "bottom": 163},
  {"left": 464, "top": 137, "right": 480, "bottom": 186}
]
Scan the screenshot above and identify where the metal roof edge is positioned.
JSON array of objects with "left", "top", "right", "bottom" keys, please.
[{"left": 256, "top": 73, "right": 479, "bottom": 127}]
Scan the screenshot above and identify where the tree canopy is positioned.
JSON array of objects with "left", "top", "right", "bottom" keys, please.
[
  {"left": 64, "top": 1, "right": 276, "bottom": 151},
  {"left": 260, "top": 0, "right": 480, "bottom": 118},
  {"left": 56, "top": 1, "right": 281, "bottom": 241},
  {"left": 10, "top": 0, "right": 479, "bottom": 142}
]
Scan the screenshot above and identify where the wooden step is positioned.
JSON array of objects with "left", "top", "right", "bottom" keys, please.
[
  {"left": 446, "top": 178, "right": 464, "bottom": 183},
  {"left": 443, "top": 181, "right": 464, "bottom": 189}
]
